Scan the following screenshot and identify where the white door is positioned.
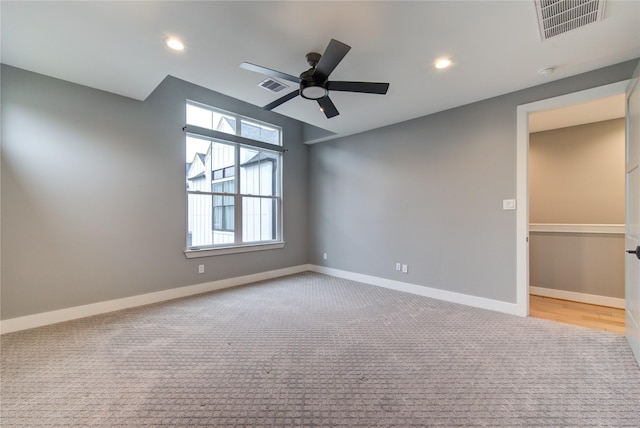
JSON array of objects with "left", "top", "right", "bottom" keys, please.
[{"left": 625, "top": 60, "right": 640, "bottom": 366}]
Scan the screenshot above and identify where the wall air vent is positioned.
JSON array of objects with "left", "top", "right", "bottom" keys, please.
[
  {"left": 535, "top": 0, "right": 606, "bottom": 40},
  {"left": 258, "top": 78, "right": 289, "bottom": 93}
]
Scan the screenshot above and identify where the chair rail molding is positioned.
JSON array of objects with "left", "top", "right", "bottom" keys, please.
[{"left": 529, "top": 223, "right": 625, "bottom": 234}]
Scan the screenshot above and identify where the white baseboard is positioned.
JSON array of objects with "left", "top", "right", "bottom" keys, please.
[
  {"left": 309, "top": 265, "right": 523, "bottom": 316},
  {"left": 1, "top": 263, "right": 530, "bottom": 335},
  {"left": 529, "top": 286, "right": 625, "bottom": 309},
  {"left": 0, "top": 264, "right": 311, "bottom": 335}
]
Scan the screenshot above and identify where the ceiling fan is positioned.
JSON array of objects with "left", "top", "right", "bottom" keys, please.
[{"left": 240, "top": 39, "right": 390, "bottom": 119}]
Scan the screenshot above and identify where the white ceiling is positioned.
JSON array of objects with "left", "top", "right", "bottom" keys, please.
[{"left": 2, "top": 1, "right": 639, "bottom": 143}]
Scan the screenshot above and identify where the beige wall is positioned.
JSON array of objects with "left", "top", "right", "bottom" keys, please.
[
  {"left": 529, "top": 118, "right": 625, "bottom": 300},
  {"left": 529, "top": 118, "right": 625, "bottom": 224}
]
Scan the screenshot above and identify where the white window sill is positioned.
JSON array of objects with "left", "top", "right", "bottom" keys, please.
[{"left": 184, "top": 241, "right": 285, "bottom": 258}]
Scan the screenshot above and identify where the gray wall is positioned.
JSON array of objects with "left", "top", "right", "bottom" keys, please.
[
  {"left": 309, "top": 59, "right": 638, "bottom": 304},
  {"left": 530, "top": 234, "right": 625, "bottom": 298},
  {"left": 1, "top": 65, "right": 309, "bottom": 320}
]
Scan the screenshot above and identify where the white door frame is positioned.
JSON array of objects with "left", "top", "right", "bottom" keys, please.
[{"left": 515, "top": 80, "right": 630, "bottom": 317}]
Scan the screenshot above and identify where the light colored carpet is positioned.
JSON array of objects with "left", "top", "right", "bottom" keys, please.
[{"left": 1, "top": 272, "right": 639, "bottom": 427}]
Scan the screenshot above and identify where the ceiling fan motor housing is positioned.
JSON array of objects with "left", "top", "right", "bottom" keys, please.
[
  {"left": 306, "top": 52, "right": 321, "bottom": 67},
  {"left": 299, "top": 66, "right": 328, "bottom": 100}
]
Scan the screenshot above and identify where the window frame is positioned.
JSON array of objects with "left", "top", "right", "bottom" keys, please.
[{"left": 184, "top": 102, "right": 285, "bottom": 259}]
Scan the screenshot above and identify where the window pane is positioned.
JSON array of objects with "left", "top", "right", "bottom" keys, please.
[
  {"left": 240, "top": 147, "right": 279, "bottom": 196},
  {"left": 213, "top": 192, "right": 235, "bottom": 233},
  {"left": 242, "top": 197, "right": 277, "bottom": 243},
  {"left": 213, "top": 206, "right": 223, "bottom": 230},
  {"left": 187, "top": 192, "right": 236, "bottom": 247},
  {"left": 186, "top": 136, "right": 212, "bottom": 192},
  {"left": 224, "top": 206, "right": 235, "bottom": 230},
  {"left": 214, "top": 194, "right": 235, "bottom": 238},
  {"left": 212, "top": 179, "right": 234, "bottom": 195},
  {"left": 187, "top": 103, "right": 237, "bottom": 137},
  {"left": 187, "top": 193, "right": 213, "bottom": 247},
  {"left": 225, "top": 179, "right": 235, "bottom": 193},
  {"left": 241, "top": 119, "right": 280, "bottom": 145},
  {"left": 186, "top": 104, "right": 213, "bottom": 129},
  {"left": 214, "top": 114, "right": 236, "bottom": 135},
  {"left": 210, "top": 141, "right": 235, "bottom": 177}
]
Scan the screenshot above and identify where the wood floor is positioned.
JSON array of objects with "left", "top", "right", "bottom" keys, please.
[{"left": 530, "top": 294, "right": 625, "bottom": 335}]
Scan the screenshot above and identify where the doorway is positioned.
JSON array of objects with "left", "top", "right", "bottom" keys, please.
[
  {"left": 515, "top": 81, "right": 630, "bottom": 324},
  {"left": 528, "top": 101, "right": 626, "bottom": 333}
]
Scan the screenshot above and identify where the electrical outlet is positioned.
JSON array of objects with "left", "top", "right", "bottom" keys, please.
[
  {"left": 395, "top": 263, "right": 401, "bottom": 271},
  {"left": 323, "top": 253, "right": 328, "bottom": 260},
  {"left": 402, "top": 264, "right": 408, "bottom": 274},
  {"left": 198, "top": 264, "right": 204, "bottom": 274}
]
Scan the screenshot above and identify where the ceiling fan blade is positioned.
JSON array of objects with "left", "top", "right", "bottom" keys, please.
[
  {"left": 317, "top": 96, "right": 339, "bottom": 118},
  {"left": 240, "top": 62, "right": 302, "bottom": 84},
  {"left": 314, "top": 39, "right": 351, "bottom": 81},
  {"left": 327, "top": 81, "right": 390, "bottom": 94},
  {"left": 263, "top": 90, "right": 300, "bottom": 111}
]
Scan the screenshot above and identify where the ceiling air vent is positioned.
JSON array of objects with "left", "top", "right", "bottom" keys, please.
[
  {"left": 535, "top": 0, "right": 606, "bottom": 40},
  {"left": 258, "top": 78, "right": 289, "bottom": 93}
]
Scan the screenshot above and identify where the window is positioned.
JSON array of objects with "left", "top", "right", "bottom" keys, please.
[{"left": 185, "top": 102, "right": 283, "bottom": 256}]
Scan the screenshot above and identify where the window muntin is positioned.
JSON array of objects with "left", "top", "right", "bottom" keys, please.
[{"left": 185, "top": 103, "right": 282, "bottom": 252}]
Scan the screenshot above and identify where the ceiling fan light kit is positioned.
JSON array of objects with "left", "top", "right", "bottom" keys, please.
[
  {"left": 240, "top": 39, "right": 390, "bottom": 118},
  {"left": 300, "top": 83, "right": 328, "bottom": 100}
]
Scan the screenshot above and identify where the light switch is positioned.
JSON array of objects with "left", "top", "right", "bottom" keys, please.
[{"left": 502, "top": 199, "right": 516, "bottom": 210}]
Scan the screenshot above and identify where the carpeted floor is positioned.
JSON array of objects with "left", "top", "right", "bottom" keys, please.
[{"left": 1, "top": 272, "right": 639, "bottom": 427}]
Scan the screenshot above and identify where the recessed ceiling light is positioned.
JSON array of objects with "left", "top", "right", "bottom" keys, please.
[
  {"left": 434, "top": 58, "right": 453, "bottom": 69},
  {"left": 165, "top": 37, "right": 185, "bottom": 51}
]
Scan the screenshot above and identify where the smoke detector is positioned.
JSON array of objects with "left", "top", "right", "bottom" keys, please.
[
  {"left": 538, "top": 67, "right": 556, "bottom": 77},
  {"left": 535, "top": 0, "right": 606, "bottom": 41}
]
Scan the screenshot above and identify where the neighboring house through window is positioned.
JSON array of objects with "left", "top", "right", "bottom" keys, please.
[{"left": 184, "top": 101, "right": 283, "bottom": 256}]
